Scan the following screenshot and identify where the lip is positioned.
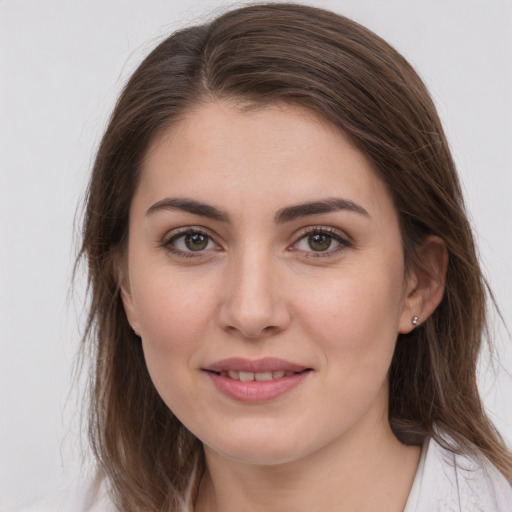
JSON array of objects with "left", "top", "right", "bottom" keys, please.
[
  {"left": 204, "top": 357, "right": 309, "bottom": 373},
  {"left": 202, "top": 357, "right": 312, "bottom": 403}
]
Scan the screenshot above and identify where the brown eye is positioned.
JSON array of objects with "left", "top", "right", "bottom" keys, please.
[
  {"left": 184, "top": 233, "right": 209, "bottom": 251},
  {"left": 291, "top": 228, "right": 351, "bottom": 257},
  {"left": 165, "top": 230, "right": 217, "bottom": 255},
  {"left": 307, "top": 233, "right": 333, "bottom": 251}
]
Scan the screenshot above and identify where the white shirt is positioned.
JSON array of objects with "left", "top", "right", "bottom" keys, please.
[
  {"left": 21, "top": 437, "right": 512, "bottom": 511},
  {"left": 404, "top": 436, "right": 512, "bottom": 511}
]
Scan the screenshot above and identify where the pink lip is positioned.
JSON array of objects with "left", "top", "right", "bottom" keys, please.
[{"left": 203, "top": 357, "right": 312, "bottom": 403}]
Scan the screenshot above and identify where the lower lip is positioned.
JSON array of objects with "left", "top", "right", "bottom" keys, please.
[{"left": 205, "top": 371, "right": 311, "bottom": 403}]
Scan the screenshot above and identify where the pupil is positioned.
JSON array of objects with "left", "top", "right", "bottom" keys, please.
[
  {"left": 308, "top": 233, "right": 331, "bottom": 251},
  {"left": 185, "top": 233, "right": 208, "bottom": 251}
]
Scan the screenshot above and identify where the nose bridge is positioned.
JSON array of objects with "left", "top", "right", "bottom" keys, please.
[{"left": 218, "top": 241, "right": 289, "bottom": 338}]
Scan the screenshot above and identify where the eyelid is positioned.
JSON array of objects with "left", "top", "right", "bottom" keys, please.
[
  {"left": 288, "top": 225, "right": 353, "bottom": 256},
  {"left": 161, "top": 226, "right": 223, "bottom": 257},
  {"left": 160, "top": 224, "right": 352, "bottom": 259}
]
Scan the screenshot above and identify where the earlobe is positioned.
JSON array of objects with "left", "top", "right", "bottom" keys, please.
[{"left": 399, "top": 235, "right": 448, "bottom": 334}]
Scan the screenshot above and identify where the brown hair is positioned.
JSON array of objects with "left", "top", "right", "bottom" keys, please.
[{"left": 79, "top": 3, "right": 512, "bottom": 510}]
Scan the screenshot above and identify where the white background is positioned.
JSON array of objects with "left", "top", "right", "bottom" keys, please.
[{"left": 1, "top": 0, "right": 511, "bottom": 509}]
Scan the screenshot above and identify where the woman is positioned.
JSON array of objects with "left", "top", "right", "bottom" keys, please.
[{"left": 68, "top": 3, "right": 511, "bottom": 511}]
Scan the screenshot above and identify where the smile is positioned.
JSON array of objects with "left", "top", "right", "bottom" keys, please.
[
  {"left": 203, "top": 358, "right": 312, "bottom": 403},
  {"left": 218, "top": 370, "right": 296, "bottom": 381}
]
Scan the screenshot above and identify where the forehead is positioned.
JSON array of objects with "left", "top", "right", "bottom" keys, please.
[{"left": 137, "top": 101, "right": 396, "bottom": 220}]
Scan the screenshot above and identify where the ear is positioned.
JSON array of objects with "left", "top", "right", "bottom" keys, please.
[
  {"left": 398, "top": 235, "right": 448, "bottom": 334},
  {"left": 120, "top": 285, "right": 140, "bottom": 335},
  {"left": 116, "top": 252, "right": 140, "bottom": 335}
]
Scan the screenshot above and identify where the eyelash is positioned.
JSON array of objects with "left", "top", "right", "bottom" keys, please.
[
  {"left": 162, "top": 226, "right": 352, "bottom": 259},
  {"left": 291, "top": 226, "right": 352, "bottom": 258},
  {"left": 162, "top": 227, "right": 220, "bottom": 259}
]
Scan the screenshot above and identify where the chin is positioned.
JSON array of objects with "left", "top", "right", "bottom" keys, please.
[{"left": 202, "top": 427, "right": 322, "bottom": 467}]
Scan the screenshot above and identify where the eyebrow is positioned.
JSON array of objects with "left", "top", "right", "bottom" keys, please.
[
  {"left": 274, "top": 197, "right": 369, "bottom": 224},
  {"left": 146, "top": 197, "right": 230, "bottom": 222},
  {"left": 145, "top": 196, "right": 369, "bottom": 223}
]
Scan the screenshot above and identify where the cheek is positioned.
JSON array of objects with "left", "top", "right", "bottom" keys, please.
[
  {"left": 295, "top": 269, "right": 404, "bottom": 364},
  {"left": 132, "top": 271, "right": 218, "bottom": 402},
  {"left": 134, "top": 269, "right": 215, "bottom": 347},
  {"left": 134, "top": 281, "right": 215, "bottom": 423},
  {"left": 291, "top": 272, "right": 404, "bottom": 430}
]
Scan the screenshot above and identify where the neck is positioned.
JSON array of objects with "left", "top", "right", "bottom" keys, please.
[{"left": 194, "top": 417, "right": 420, "bottom": 512}]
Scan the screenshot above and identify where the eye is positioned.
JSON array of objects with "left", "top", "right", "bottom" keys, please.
[
  {"left": 179, "top": 232, "right": 210, "bottom": 251},
  {"left": 291, "top": 228, "right": 351, "bottom": 256},
  {"left": 303, "top": 233, "right": 335, "bottom": 252},
  {"left": 163, "top": 228, "right": 220, "bottom": 257}
]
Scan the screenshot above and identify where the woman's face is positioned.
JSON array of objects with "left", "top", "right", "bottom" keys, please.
[{"left": 122, "top": 101, "right": 418, "bottom": 465}]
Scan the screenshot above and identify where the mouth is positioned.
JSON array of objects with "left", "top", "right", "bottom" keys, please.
[
  {"left": 202, "top": 358, "right": 312, "bottom": 403},
  {"left": 210, "top": 370, "right": 302, "bottom": 381}
]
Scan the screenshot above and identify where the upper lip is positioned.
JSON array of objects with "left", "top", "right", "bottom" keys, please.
[{"left": 203, "top": 357, "right": 310, "bottom": 373}]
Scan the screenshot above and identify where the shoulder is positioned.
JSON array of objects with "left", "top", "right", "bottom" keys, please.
[
  {"left": 415, "top": 436, "right": 512, "bottom": 512},
  {"left": 18, "top": 475, "right": 116, "bottom": 512}
]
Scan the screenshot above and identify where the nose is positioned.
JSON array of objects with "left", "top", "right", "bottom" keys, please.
[{"left": 217, "top": 247, "right": 291, "bottom": 340}]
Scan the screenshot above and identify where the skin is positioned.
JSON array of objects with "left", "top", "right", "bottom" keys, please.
[{"left": 121, "top": 101, "right": 447, "bottom": 512}]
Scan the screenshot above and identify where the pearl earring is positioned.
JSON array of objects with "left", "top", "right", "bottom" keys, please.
[{"left": 411, "top": 315, "right": 419, "bottom": 326}]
